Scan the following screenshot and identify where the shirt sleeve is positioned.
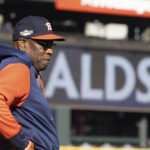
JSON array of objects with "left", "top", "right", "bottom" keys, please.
[
  {"left": 0, "top": 63, "right": 30, "bottom": 141},
  {"left": 0, "top": 63, "right": 30, "bottom": 107}
]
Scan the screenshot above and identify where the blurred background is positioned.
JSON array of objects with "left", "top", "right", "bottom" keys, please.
[{"left": 1, "top": 0, "right": 150, "bottom": 149}]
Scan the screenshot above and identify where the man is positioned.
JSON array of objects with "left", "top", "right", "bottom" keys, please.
[{"left": 0, "top": 16, "right": 65, "bottom": 150}]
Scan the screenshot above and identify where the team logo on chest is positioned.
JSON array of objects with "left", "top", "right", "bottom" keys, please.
[{"left": 45, "top": 22, "right": 52, "bottom": 31}]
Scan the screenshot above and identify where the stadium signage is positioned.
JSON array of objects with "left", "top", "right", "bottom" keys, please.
[
  {"left": 55, "top": 0, "right": 150, "bottom": 18},
  {"left": 44, "top": 46, "right": 150, "bottom": 111}
]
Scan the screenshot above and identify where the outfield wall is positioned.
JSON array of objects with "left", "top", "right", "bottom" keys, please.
[{"left": 60, "top": 146, "right": 150, "bottom": 150}]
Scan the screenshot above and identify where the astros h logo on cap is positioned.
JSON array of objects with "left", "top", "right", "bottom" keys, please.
[{"left": 45, "top": 23, "right": 52, "bottom": 31}]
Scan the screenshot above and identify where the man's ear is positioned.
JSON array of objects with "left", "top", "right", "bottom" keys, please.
[{"left": 17, "top": 39, "right": 26, "bottom": 51}]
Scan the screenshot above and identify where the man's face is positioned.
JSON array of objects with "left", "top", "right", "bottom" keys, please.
[{"left": 24, "top": 39, "right": 56, "bottom": 71}]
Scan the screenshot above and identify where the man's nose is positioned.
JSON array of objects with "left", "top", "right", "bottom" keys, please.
[{"left": 46, "top": 48, "right": 53, "bottom": 55}]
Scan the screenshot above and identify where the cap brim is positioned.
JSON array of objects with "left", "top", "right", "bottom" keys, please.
[{"left": 31, "top": 34, "right": 65, "bottom": 41}]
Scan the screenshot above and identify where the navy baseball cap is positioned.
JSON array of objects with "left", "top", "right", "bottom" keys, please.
[{"left": 13, "top": 16, "right": 65, "bottom": 41}]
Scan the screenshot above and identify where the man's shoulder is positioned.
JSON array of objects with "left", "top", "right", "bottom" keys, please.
[
  {"left": 0, "top": 44, "right": 33, "bottom": 68},
  {"left": 0, "top": 56, "right": 31, "bottom": 71}
]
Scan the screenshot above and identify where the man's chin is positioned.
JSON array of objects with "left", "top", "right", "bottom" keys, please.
[
  {"left": 38, "top": 63, "right": 49, "bottom": 71},
  {"left": 39, "top": 65, "right": 48, "bottom": 71}
]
